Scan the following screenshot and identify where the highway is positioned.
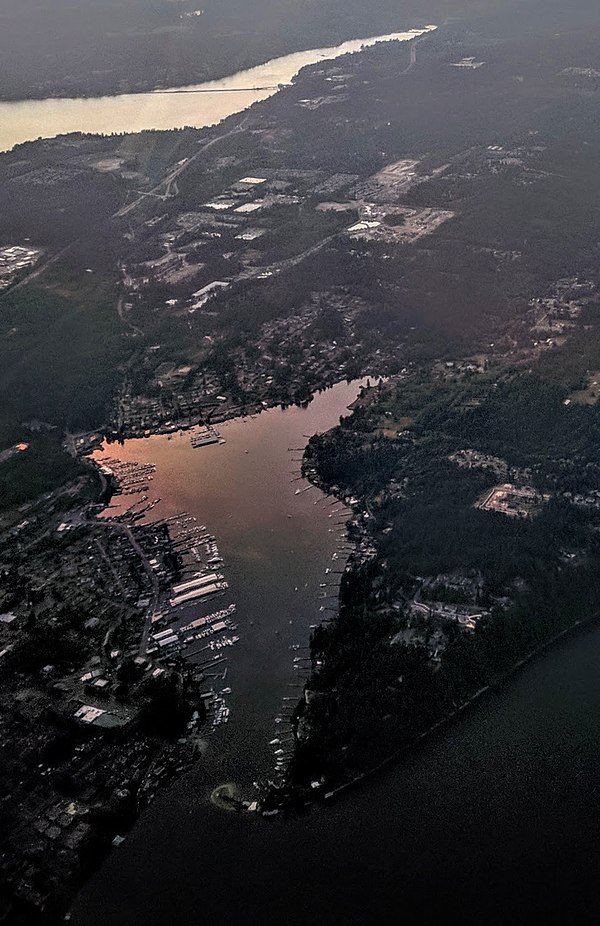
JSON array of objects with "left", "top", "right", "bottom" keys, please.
[
  {"left": 112, "top": 28, "right": 428, "bottom": 223},
  {"left": 114, "top": 118, "right": 249, "bottom": 219},
  {"left": 235, "top": 231, "right": 341, "bottom": 284}
]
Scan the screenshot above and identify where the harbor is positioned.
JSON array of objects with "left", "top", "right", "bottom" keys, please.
[
  {"left": 74, "top": 379, "right": 600, "bottom": 926},
  {"left": 91, "top": 379, "right": 370, "bottom": 786},
  {"left": 93, "top": 450, "right": 243, "bottom": 732}
]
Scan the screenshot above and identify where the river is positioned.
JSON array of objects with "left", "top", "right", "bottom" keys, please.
[
  {"left": 0, "top": 27, "right": 434, "bottom": 153},
  {"left": 70, "top": 381, "right": 600, "bottom": 925}
]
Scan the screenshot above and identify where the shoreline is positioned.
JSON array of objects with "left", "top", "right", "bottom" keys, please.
[
  {"left": 271, "top": 420, "right": 600, "bottom": 808},
  {"left": 0, "top": 24, "right": 432, "bottom": 108},
  {"left": 294, "top": 589, "right": 600, "bottom": 806},
  {"left": 0, "top": 26, "right": 436, "bottom": 153}
]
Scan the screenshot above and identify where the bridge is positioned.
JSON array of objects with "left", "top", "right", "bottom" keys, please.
[{"left": 153, "top": 85, "right": 286, "bottom": 94}]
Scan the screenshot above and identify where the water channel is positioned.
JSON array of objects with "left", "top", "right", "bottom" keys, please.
[
  {"left": 70, "top": 381, "right": 600, "bottom": 925},
  {"left": 91, "top": 381, "right": 368, "bottom": 785},
  {"left": 0, "top": 27, "right": 434, "bottom": 152}
]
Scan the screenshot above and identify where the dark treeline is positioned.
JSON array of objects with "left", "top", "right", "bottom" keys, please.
[
  {"left": 290, "top": 549, "right": 600, "bottom": 786},
  {"left": 2, "top": 0, "right": 599, "bottom": 101},
  {"left": 290, "top": 363, "right": 600, "bottom": 787}
]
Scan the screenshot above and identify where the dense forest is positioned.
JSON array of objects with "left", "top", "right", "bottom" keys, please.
[
  {"left": 290, "top": 548, "right": 600, "bottom": 786},
  {"left": 289, "top": 360, "right": 600, "bottom": 788},
  {"left": 2, "top": 0, "right": 600, "bottom": 100}
]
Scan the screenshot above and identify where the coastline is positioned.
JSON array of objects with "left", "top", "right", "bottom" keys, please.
[
  {"left": 13, "top": 380, "right": 366, "bottom": 923},
  {"left": 0, "top": 22, "right": 431, "bottom": 106},
  {"left": 319, "top": 610, "right": 600, "bottom": 803},
  {"left": 271, "top": 427, "right": 600, "bottom": 809},
  {"left": 0, "top": 26, "right": 435, "bottom": 153}
]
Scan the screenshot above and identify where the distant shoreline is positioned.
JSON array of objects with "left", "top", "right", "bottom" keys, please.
[
  {"left": 0, "top": 26, "right": 435, "bottom": 153},
  {"left": 0, "top": 25, "right": 433, "bottom": 108}
]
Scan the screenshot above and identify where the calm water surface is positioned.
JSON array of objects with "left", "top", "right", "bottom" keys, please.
[
  {"left": 0, "top": 28, "right": 434, "bottom": 152},
  {"left": 91, "top": 381, "right": 368, "bottom": 783},
  {"left": 72, "top": 382, "right": 600, "bottom": 925},
  {"left": 74, "top": 619, "right": 600, "bottom": 925}
]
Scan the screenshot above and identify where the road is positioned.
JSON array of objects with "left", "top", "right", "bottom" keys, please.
[
  {"left": 153, "top": 85, "right": 281, "bottom": 95},
  {"left": 235, "top": 231, "right": 341, "bottom": 284},
  {"left": 114, "top": 118, "right": 249, "bottom": 219},
  {"left": 93, "top": 537, "right": 128, "bottom": 600},
  {"left": 0, "top": 241, "right": 77, "bottom": 297},
  {"left": 2, "top": 30, "right": 429, "bottom": 297},
  {"left": 106, "top": 31, "right": 427, "bottom": 228},
  {"left": 398, "top": 33, "right": 427, "bottom": 77},
  {"left": 94, "top": 517, "right": 160, "bottom": 656},
  {"left": 117, "top": 294, "right": 144, "bottom": 338},
  {"left": 192, "top": 229, "right": 341, "bottom": 309}
]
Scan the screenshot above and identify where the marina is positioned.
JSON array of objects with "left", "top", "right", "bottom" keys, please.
[
  {"left": 64, "top": 377, "right": 600, "bottom": 923},
  {"left": 90, "top": 379, "right": 370, "bottom": 786},
  {"left": 94, "top": 466, "right": 241, "bottom": 728}
]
